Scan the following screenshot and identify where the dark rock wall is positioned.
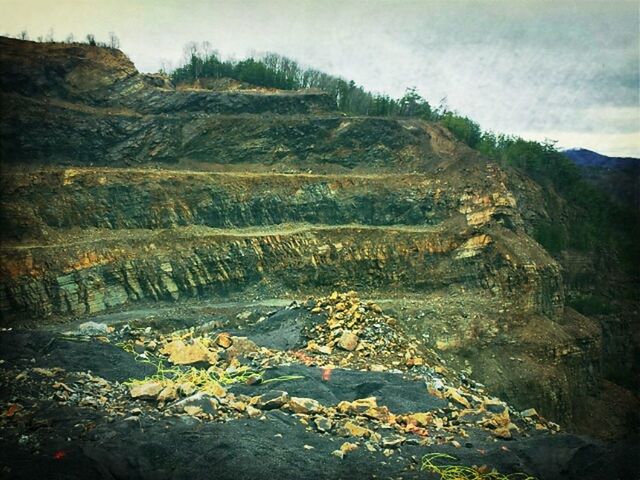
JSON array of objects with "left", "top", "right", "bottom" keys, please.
[
  {"left": 1, "top": 94, "right": 440, "bottom": 168},
  {"left": 1, "top": 171, "right": 456, "bottom": 237},
  {"left": 0, "top": 226, "right": 561, "bottom": 321}
]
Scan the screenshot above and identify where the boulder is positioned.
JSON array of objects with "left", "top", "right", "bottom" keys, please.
[
  {"left": 337, "top": 331, "right": 359, "bottom": 351},
  {"left": 288, "top": 397, "right": 322, "bottom": 414},
  {"left": 253, "top": 390, "right": 289, "bottom": 410},
  {"left": 175, "top": 392, "right": 218, "bottom": 415},
  {"left": 161, "top": 338, "right": 218, "bottom": 365},
  {"left": 129, "top": 381, "right": 163, "bottom": 400}
]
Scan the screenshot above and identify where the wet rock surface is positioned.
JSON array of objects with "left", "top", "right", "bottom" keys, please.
[
  {"left": 0, "top": 330, "right": 155, "bottom": 382},
  {"left": 231, "top": 364, "right": 448, "bottom": 413},
  {"left": 0, "top": 294, "right": 637, "bottom": 479}
]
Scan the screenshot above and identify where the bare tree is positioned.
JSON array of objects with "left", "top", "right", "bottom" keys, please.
[
  {"left": 86, "top": 34, "right": 96, "bottom": 46},
  {"left": 182, "top": 42, "right": 202, "bottom": 78},
  {"left": 108, "top": 32, "right": 120, "bottom": 49},
  {"left": 19, "top": 30, "right": 28, "bottom": 40},
  {"left": 45, "top": 28, "right": 54, "bottom": 42},
  {"left": 183, "top": 42, "right": 199, "bottom": 61},
  {"left": 201, "top": 41, "right": 212, "bottom": 58},
  {"left": 160, "top": 59, "right": 174, "bottom": 75},
  {"left": 65, "top": 33, "right": 75, "bottom": 43}
]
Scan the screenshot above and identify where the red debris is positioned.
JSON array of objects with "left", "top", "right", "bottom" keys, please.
[
  {"left": 5, "top": 404, "right": 19, "bottom": 417},
  {"left": 53, "top": 450, "right": 66, "bottom": 460},
  {"left": 291, "top": 350, "right": 314, "bottom": 366},
  {"left": 321, "top": 367, "right": 332, "bottom": 382}
]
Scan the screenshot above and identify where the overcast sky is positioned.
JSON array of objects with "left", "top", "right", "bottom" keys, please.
[{"left": 1, "top": 0, "right": 638, "bottom": 156}]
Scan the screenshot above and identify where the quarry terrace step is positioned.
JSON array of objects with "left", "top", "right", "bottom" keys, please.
[
  {"left": 0, "top": 222, "right": 562, "bottom": 322},
  {"left": 1, "top": 90, "right": 477, "bottom": 170},
  {"left": 0, "top": 92, "right": 337, "bottom": 119},
  {"left": 1, "top": 223, "right": 445, "bottom": 249},
  {"left": 1, "top": 167, "right": 516, "bottom": 239},
  {"left": 102, "top": 84, "right": 337, "bottom": 115}
]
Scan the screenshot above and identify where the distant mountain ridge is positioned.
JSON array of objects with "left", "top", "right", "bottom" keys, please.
[
  {"left": 562, "top": 148, "right": 639, "bottom": 208},
  {"left": 563, "top": 148, "right": 639, "bottom": 170}
]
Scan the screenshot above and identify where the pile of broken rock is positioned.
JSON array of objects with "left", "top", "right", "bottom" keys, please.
[
  {"left": 114, "top": 291, "right": 558, "bottom": 453},
  {"left": 0, "top": 292, "right": 571, "bottom": 479}
]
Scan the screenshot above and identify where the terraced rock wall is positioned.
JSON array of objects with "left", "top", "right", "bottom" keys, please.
[
  {"left": 1, "top": 171, "right": 458, "bottom": 236},
  {"left": 1, "top": 37, "right": 625, "bottom": 434},
  {"left": 0, "top": 169, "right": 561, "bottom": 322},
  {"left": 1, "top": 93, "right": 448, "bottom": 169}
]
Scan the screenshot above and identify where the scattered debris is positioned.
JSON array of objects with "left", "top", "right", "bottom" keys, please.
[{"left": 0, "top": 292, "right": 566, "bottom": 479}]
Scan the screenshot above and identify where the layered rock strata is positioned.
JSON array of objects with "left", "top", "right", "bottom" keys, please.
[{"left": 0, "top": 37, "right": 625, "bottom": 434}]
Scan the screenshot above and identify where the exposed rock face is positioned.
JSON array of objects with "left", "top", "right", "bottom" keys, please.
[
  {"left": 0, "top": 37, "right": 137, "bottom": 98},
  {"left": 0, "top": 169, "right": 497, "bottom": 236},
  {"left": 0, "top": 37, "right": 631, "bottom": 436},
  {"left": 0, "top": 208, "right": 563, "bottom": 322}
]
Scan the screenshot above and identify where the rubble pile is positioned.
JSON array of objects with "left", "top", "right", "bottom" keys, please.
[
  {"left": 0, "top": 293, "right": 575, "bottom": 479},
  {"left": 103, "top": 293, "right": 561, "bottom": 450},
  {"left": 302, "top": 290, "right": 432, "bottom": 371}
]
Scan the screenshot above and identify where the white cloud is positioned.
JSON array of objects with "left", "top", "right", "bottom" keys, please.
[{"left": 516, "top": 130, "right": 640, "bottom": 158}]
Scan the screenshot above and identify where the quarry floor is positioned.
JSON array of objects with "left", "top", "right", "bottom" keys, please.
[{"left": 0, "top": 294, "right": 637, "bottom": 480}]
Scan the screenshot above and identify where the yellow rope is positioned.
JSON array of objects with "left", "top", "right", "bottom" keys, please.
[{"left": 421, "top": 453, "right": 537, "bottom": 480}]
